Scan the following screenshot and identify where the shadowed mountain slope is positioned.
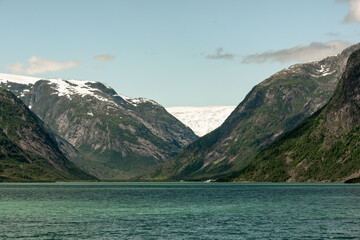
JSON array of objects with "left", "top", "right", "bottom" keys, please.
[{"left": 0, "top": 88, "right": 96, "bottom": 182}]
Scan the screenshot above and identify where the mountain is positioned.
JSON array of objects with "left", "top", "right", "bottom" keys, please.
[
  {"left": 0, "top": 88, "right": 95, "bottom": 182},
  {"left": 166, "top": 106, "right": 236, "bottom": 136},
  {"left": 226, "top": 48, "right": 360, "bottom": 183},
  {"left": 0, "top": 73, "right": 197, "bottom": 179},
  {"left": 152, "top": 43, "right": 360, "bottom": 181}
]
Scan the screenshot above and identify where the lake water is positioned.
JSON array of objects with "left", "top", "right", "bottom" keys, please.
[{"left": 0, "top": 183, "right": 359, "bottom": 239}]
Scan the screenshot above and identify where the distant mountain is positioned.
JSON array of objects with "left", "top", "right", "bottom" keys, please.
[
  {"left": 0, "top": 73, "right": 197, "bottom": 179},
  {"left": 166, "top": 106, "right": 236, "bottom": 136},
  {"left": 0, "top": 88, "right": 95, "bottom": 182},
  {"left": 152, "top": 43, "right": 360, "bottom": 181},
  {"left": 226, "top": 48, "right": 360, "bottom": 183}
]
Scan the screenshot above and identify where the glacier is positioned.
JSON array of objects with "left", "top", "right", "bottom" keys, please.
[{"left": 166, "top": 106, "right": 236, "bottom": 136}]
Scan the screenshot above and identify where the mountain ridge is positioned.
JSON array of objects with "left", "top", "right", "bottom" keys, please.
[{"left": 151, "top": 43, "right": 360, "bottom": 181}]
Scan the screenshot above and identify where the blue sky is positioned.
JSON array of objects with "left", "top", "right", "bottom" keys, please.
[{"left": 0, "top": 0, "right": 359, "bottom": 107}]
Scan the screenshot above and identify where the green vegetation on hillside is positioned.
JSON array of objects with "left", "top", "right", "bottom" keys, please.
[
  {"left": 225, "top": 49, "right": 360, "bottom": 182},
  {"left": 0, "top": 88, "right": 96, "bottom": 182}
]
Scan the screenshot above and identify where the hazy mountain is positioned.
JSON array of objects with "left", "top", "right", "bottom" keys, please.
[
  {"left": 0, "top": 88, "right": 95, "bottom": 182},
  {"left": 226, "top": 48, "right": 360, "bottom": 183},
  {"left": 0, "top": 73, "right": 197, "bottom": 179},
  {"left": 152, "top": 43, "right": 360, "bottom": 181},
  {"left": 166, "top": 106, "right": 236, "bottom": 136}
]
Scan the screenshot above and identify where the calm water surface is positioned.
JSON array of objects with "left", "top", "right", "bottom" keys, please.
[{"left": 0, "top": 182, "right": 359, "bottom": 239}]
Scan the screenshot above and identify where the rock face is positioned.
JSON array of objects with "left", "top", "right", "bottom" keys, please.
[
  {"left": 0, "top": 74, "right": 197, "bottom": 179},
  {"left": 152, "top": 43, "right": 360, "bottom": 181},
  {"left": 0, "top": 88, "right": 95, "bottom": 182},
  {"left": 166, "top": 106, "right": 236, "bottom": 136},
  {"left": 228, "top": 48, "right": 360, "bottom": 183}
]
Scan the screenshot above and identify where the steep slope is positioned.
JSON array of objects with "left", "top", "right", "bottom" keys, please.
[
  {"left": 166, "top": 106, "right": 236, "bottom": 136},
  {"left": 0, "top": 74, "right": 197, "bottom": 179},
  {"left": 0, "top": 88, "right": 95, "bottom": 182},
  {"left": 227, "top": 48, "right": 360, "bottom": 183},
  {"left": 153, "top": 43, "right": 360, "bottom": 181}
]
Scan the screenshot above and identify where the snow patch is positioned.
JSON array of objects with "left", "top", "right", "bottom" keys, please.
[
  {"left": 46, "top": 78, "right": 119, "bottom": 104},
  {"left": 48, "top": 78, "right": 98, "bottom": 99},
  {"left": 119, "top": 94, "right": 131, "bottom": 101},
  {"left": 314, "top": 65, "right": 336, "bottom": 77},
  {"left": 120, "top": 94, "right": 160, "bottom": 107},
  {"left": 0, "top": 73, "right": 41, "bottom": 85},
  {"left": 103, "top": 83, "right": 113, "bottom": 89},
  {"left": 317, "top": 65, "right": 326, "bottom": 73},
  {"left": 166, "top": 106, "right": 236, "bottom": 136}
]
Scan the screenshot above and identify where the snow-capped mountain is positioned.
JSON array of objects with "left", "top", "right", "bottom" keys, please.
[
  {"left": 166, "top": 106, "right": 236, "bottom": 136},
  {"left": 0, "top": 73, "right": 158, "bottom": 106},
  {"left": 0, "top": 73, "right": 197, "bottom": 179}
]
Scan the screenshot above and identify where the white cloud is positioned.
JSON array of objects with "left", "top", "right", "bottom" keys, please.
[
  {"left": 340, "top": 0, "right": 360, "bottom": 23},
  {"left": 6, "top": 56, "right": 81, "bottom": 75},
  {"left": 206, "top": 48, "right": 234, "bottom": 60},
  {"left": 242, "top": 40, "right": 352, "bottom": 64},
  {"left": 94, "top": 54, "right": 115, "bottom": 62}
]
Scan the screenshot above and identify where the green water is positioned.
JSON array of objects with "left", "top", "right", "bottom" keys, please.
[{"left": 0, "top": 183, "right": 359, "bottom": 239}]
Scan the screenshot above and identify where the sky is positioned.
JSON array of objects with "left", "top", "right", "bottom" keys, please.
[{"left": 0, "top": 0, "right": 359, "bottom": 107}]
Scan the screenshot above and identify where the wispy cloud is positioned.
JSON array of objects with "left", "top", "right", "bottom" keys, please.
[
  {"left": 6, "top": 56, "right": 80, "bottom": 75},
  {"left": 339, "top": 0, "right": 360, "bottom": 23},
  {"left": 94, "top": 54, "right": 115, "bottom": 62},
  {"left": 325, "top": 32, "right": 339, "bottom": 37},
  {"left": 242, "top": 40, "right": 352, "bottom": 64},
  {"left": 206, "top": 48, "right": 234, "bottom": 60}
]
